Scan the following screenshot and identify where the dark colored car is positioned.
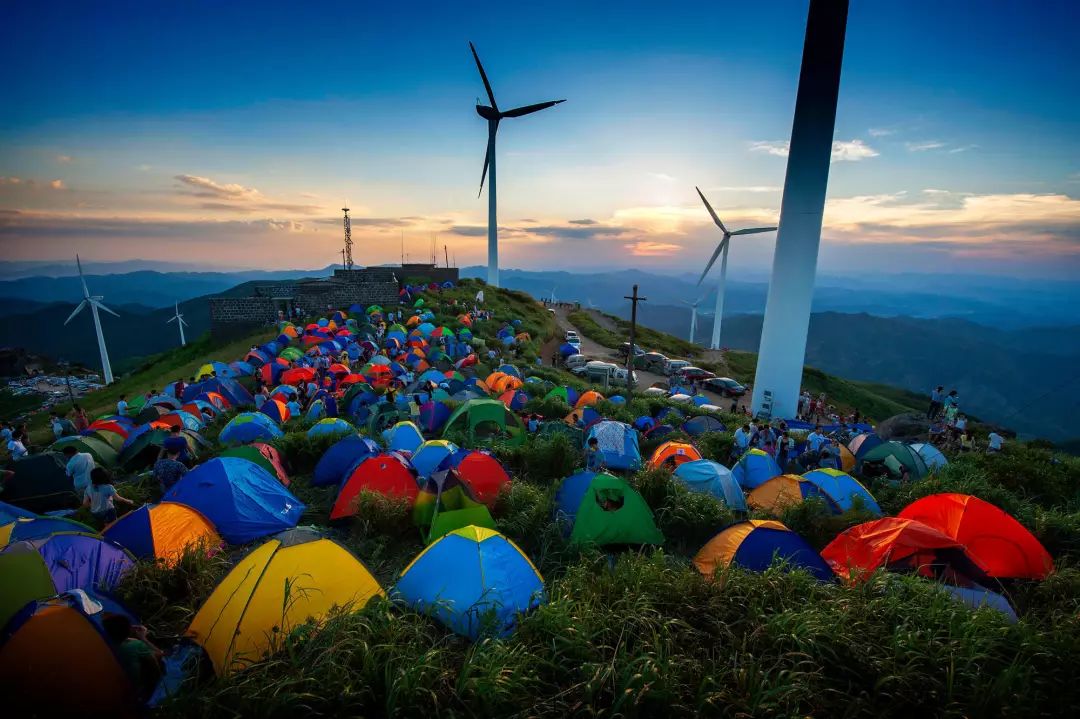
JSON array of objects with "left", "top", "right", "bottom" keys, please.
[
  {"left": 702, "top": 376, "right": 747, "bottom": 397},
  {"left": 676, "top": 366, "right": 716, "bottom": 383}
]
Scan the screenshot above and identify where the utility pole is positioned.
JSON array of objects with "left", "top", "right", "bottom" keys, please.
[
  {"left": 60, "top": 359, "right": 75, "bottom": 406},
  {"left": 624, "top": 284, "right": 646, "bottom": 392},
  {"left": 342, "top": 206, "right": 353, "bottom": 270},
  {"left": 444, "top": 244, "right": 449, "bottom": 270}
]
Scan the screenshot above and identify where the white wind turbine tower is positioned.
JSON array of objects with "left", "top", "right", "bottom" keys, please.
[
  {"left": 549, "top": 286, "right": 557, "bottom": 303},
  {"left": 695, "top": 187, "right": 777, "bottom": 350},
  {"left": 470, "top": 41, "right": 565, "bottom": 288},
  {"left": 64, "top": 255, "right": 118, "bottom": 384},
  {"left": 167, "top": 302, "right": 188, "bottom": 346},
  {"left": 681, "top": 291, "right": 708, "bottom": 344}
]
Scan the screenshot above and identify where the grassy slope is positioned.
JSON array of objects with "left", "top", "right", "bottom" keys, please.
[
  {"left": 20, "top": 280, "right": 1080, "bottom": 716},
  {"left": 569, "top": 310, "right": 923, "bottom": 422}
]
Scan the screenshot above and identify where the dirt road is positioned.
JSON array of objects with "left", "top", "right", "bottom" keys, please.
[{"left": 546, "top": 306, "right": 751, "bottom": 412}]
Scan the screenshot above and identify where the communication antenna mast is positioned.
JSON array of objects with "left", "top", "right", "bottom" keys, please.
[{"left": 342, "top": 206, "right": 354, "bottom": 270}]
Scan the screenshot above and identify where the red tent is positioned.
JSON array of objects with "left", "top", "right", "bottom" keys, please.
[
  {"left": 822, "top": 517, "right": 989, "bottom": 583},
  {"left": 330, "top": 453, "right": 419, "bottom": 520},
  {"left": 898, "top": 493, "right": 1053, "bottom": 579},
  {"left": 454, "top": 451, "right": 511, "bottom": 506},
  {"left": 281, "top": 367, "right": 316, "bottom": 385}
]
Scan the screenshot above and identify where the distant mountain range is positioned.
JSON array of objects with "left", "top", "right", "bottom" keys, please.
[{"left": 3, "top": 263, "right": 1077, "bottom": 442}]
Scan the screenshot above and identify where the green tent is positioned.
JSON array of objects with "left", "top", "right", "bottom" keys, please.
[
  {"left": 561, "top": 473, "right": 664, "bottom": 547},
  {"left": 413, "top": 469, "right": 495, "bottom": 544},
  {"left": 0, "top": 550, "right": 55, "bottom": 631},
  {"left": 860, "top": 441, "right": 929, "bottom": 480},
  {"left": 367, "top": 403, "right": 411, "bottom": 436},
  {"left": 218, "top": 446, "right": 285, "bottom": 483},
  {"left": 85, "top": 430, "right": 125, "bottom": 452},
  {"left": 50, "top": 435, "right": 118, "bottom": 467},
  {"left": 539, "top": 421, "right": 583, "bottom": 446},
  {"left": 442, "top": 399, "right": 525, "bottom": 447},
  {"left": 279, "top": 347, "right": 304, "bottom": 361}
]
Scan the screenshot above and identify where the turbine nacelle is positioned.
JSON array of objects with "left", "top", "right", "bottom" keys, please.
[{"left": 475, "top": 104, "right": 499, "bottom": 121}]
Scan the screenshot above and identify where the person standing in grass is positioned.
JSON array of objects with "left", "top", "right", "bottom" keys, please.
[
  {"left": 927, "top": 385, "right": 944, "bottom": 420},
  {"left": 116, "top": 394, "right": 129, "bottom": 417},
  {"left": 71, "top": 404, "right": 89, "bottom": 432},
  {"left": 153, "top": 447, "right": 188, "bottom": 496},
  {"left": 63, "top": 445, "right": 95, "bottom": 497},
  {"left": 585, "top": 437, "right": 603, "bottom": 472},
  {"left": 82, "top": 467, "right": 134, "bottom": 524}
]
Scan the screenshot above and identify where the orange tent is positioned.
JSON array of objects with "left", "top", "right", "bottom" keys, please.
[
  {"left": 647, "top": 441, "right": 702, "bottom": 470},
  {"left": 898, "top": 494, "right": 1053, "bottom": 579},
  {"left": 575, "top": 390, "right": 605, "bottom": 409},
  {"left": 822, "top": 517, "right": 989, "bottom": 583}
]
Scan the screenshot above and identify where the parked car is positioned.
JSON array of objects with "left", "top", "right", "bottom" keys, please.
[
  {"left": 565, "top": 330, "right": 579, "bottom": 341},
  {"left": 579, "top": 360, "right": 637, "bottom": 385},
  {"left": 619, "top": 342, "right": 645, "bottom": 358},
  {"left": 642, "top": 352, "right": 668, "bottom": 372},
  {"left": 701, "top": 376, "right": 747, "bottom": 397},
  {"left": 663, "top": 359, "right": 692, "bottom": 376},
  {"left": 676, "top": 366, "right": 716, "bottom": 382},
  {"left": 565, "top": 354, "right": 589, "bottom": 371}
]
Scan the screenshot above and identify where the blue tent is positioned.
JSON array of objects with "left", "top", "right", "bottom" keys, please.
[
  {"left": 559, "top": 343, "right": 577, "bottom": 357},
  {"left": 411, "top": 440, "right": 460, "bottom": 478},
  {"left": 163, "top": 458, "right": 304, "bottom": 543},
  {"left": 731, "top": 449, "right": 782, "bottom": 490},
  {"left": 633, "top": 416, "right": 655, "bottom": 432},
  {"left": 307, "top": 418, "right": 356, "bottom": 439},
  {"left": 585, "top": 421, "right": 641, "bottom": 471},
  {"left": 695, "top": 520, "right": 834, "bottom": 582},
  {"left": 394, "top": 526, "right": 544, "bottom": 639},
  {"left": 655, "top": 406, "right": 684, "bottom": 424},
  {"left": 313, "top": 435, "right": 381, "bottom": 488},
  {"left": 418, "top": 401, "right": 452, "bottom": 432},
  {"left": 219, "top": 412, "right": 284, "bottom": 445},
  {"left": 0, "top": 501, "right": 35, "bottom": 525},
  {"left": 682, "top": 415, "right": 726, "bottom": 437},
  {"left": 801, "top": 469, "right": 881, "bottom": 515},
  {"left": 673, "top": 460, "right": 747, "bottom": 511},
  {"left": 383, "top": 421, "right": 425, "bottom": 454}
]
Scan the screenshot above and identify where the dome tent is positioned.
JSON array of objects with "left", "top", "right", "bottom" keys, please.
[
  {"left": 731, "top": 449, "right": 782, "bottom": 490},
  {"left": 585, "top": 421, "right": 642, "bottom": 472},
  {"left": 330, "top": 453, "right": 419, "bottom": 521},
  {"left": 413, "top": 469, "right": 496, "bottom": 544},
  {"left": 394, "top": 526, "right": 545, "bottom": 640},
  {"left": 313, "top": 435, "right": 381, "bottom": 488},
  {"left": 187, "top": 530, "right": 383, "bottom": 675},
  {"left": 103, "top": 503, "right": 221, "bottom": 566},
  {"left": 694, "top": 520, "right": 833, "bottom": 581},
  {"left": 672, "top": 460, "right": 747, "bottom": 511},
  {"left": 554, "top": 472, "right": 664, "bottom": 547}
]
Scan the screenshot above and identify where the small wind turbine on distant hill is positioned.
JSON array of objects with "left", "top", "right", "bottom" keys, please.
[
  {"left": 681, "top": 291, "right": 709, "bottom": 344},
  {"left": 64, "top": 254, "right": 118, "bottom": 384},
  {"left": 695, "top": 187, "right": 777, "bottom": 349},
  {"left": 549, "top": 286, "right": 558, "bottom": 303},
  {"left": 168, "top": 302, "right": 188, "bottom": 346},
  {"left": 470, "top": 41, "right": 565, "bottom": 289}
]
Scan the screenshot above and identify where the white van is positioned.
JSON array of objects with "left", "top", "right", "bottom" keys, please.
[
  {"left": 583, "top": 361, "right": 636, "bottom": 386},
  {"left": 664, "top": 359, "right": 692, "bottom": 376},
  {"left": 564, "top": 354, "right": 588, "bottom": 370}
]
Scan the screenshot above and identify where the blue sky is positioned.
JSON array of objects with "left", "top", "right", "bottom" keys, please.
[{"left": 1, "top": 0, "right": 1077, "bottom": 276}]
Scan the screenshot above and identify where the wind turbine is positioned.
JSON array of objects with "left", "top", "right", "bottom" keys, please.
[
  {"left": 64, "top": 255, "right": 118, "bottom": 384},
  {"left": 681, "top": 291, "right": 709, "bottom": 344},
  {"left": 695, "top": 187, "right": 777, "bottom": 350},
  {"left": 167, "top": 302, "right": 188, "bottom": 346},
  {"left": 470, "top": 41, "right": 565, "bottom": 289},
  {"left": 549, "top": 286, "right": 557, "bottom": 303}
]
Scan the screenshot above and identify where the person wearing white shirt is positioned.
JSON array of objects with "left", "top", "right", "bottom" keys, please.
[
  {"left": 807, "top": 426, "right": 826, "bottom": 453},
  {"left": 63, "top": 446, "right": 96, "bottom": 495},
  {"left": 7, "top": 438, "right": 27, "bottom": 459},
  {"left": 987, "top": 432, "right": 1004, "bottom": 453},
  {"left": 116, "top": 395, "right": 129, "bottom": 417},
  {"left": 733, "top": 424, "right": 750, "bottom": 453}
]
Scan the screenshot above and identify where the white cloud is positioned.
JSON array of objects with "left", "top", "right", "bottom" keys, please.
[
  {"left": 0, "top": 176, "right": 25, "bottom": 185},
  {"left": 55, "top": 155, "right": 73, "bottom": 164},
  {"left": 49, "top": 179, "right": 65, "bottom": 190},
  {"left": 947, "top": 144, "right": 978, "bottom": 154},
  {"left": 749, "top": 139, "right": 879, "bottom": 162},
  {"left": 174, "top": 174, "right": 261, "bottom": 200},
  {"left": 648, "top": 172, "right": 677, "bottom": 183},
  {"left": 906, "top": 140, "right": 947, "bottom": 152},
  {"left": 867, "top": 128, "right": 894, "bottom": 137}
]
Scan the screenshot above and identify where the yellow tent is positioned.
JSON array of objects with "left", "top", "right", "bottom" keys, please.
[
  {"left": 187, "top": 532, "right": 383, "bottom": 675},
  {"left": 196, "top": 363, "right": 215, "bottom": 380}
]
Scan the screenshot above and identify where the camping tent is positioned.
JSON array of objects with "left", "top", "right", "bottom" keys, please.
[
  {"left": 585, "top": 421, "right": 642, "bottom": 471},
  {"left": 748, "top": 475, "right": 839, "bottom": 514},
  {"left": 187, "top": 532, "right": 383, "bottom": 675},
  {"left": 218, "top": 443, "right": 290, "bottom": 485},
  {"left": 442, "top": 399, "right": 525, "bottom": 447},
  {"left": 682, "top": 415, "right": 725, "bottom": 437},
  {"left": 103, "top": 503, "right": 220, "bottom": 566},
  {"left": 730, "top": 449, "right": 782, "bottom": 490},
  {"left": 672, "top": 460, "right": 747, "bottom": 511},
  {"left": 219, "top": 412, "right": 284, "bottom": 446},
  {"left": 693, "top": 520, "right": 834, "bottom": 581},
  {"left": 383, "top": 421, "right": 425, "bottom": 455},
  {"left": 163, "top": 458, "right": 305, "bottom": 543},
  {"left": 554, "top": 472, "right": 664, "bottom": 547},
  {"left": 910, "top": 442, "right": 948, "bottom": 472},
  {"left": 801, "top": 468, "right": 881, "bottom": 515},
  {"left": 0, "top": 533, "right": 135, "bottom": 630},
  {"left": 0, "top": 516, "right": 93, "bottom": 547},
  {"left": 413, "top": 469, "right": 495, "bottom": 544},
  {"left": 307, "top": 417, "right": 356, "bottom": 439},
  {"left": 448, "top": 450, "right": 511, "bottom": 506},
  {"left": 0, "top": 453, "right": 77, "bottom": 513},
  {"left": 646, "top": 441, "right": 702, "bottom": 470},
  {"left": 330, "top": 453, "right": 419, "bottom": 520},
  {"left": 51, "top": 435, "right": 118, "bottom": 467},
  {"left": 313, "top": 435, "right": 380, "bottom": 488},
  {"left": 898, "top": 493, "right": 1053, "bottom": 579},
  {"left": 822, "top": 517, "right": 989, "bottom": 583},
  {"left": 859, "top": 441, "right": 929, "bottom": 479},
  {"left": 0, "top": 592, "right": 141, "bottom": 714},
  {"left": 411, "top": 440, "right": 460, "bottom": 478},
  {"left": 394, "top": 526, "right": 544, "bottom": 639}
]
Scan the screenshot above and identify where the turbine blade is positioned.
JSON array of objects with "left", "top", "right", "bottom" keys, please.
[
  {"left": 478, "top": 122, "right": 497, "bottom": 197},
  {"left": 64, "top": 300, "right": 87, "bottom": 325},
  {"left": 732, "top": 226, "right": 778, "bottom": 235},
  {"left": 695, "top": 187, "right": 728, "bottom": 234},
  {"left": 501, "top": 99, "right": 565, "bottom": 118},
  {"left": 469, "top": 42, "right": 498, "bottom": 111},
  {"left": 180, "top": 318, "right": 188, "bottom": 327},
  {"left": 695, "top": 236, "right": 730, "bottom": 286},
  {"left": 167, "top": 316, "right": 177, "bottom": 324},
  {"left": 76, "top": 254, "right": 90, "bottom": 297},
  {"left": 93, "top": 299, "right": 119, "bottom": 317}
]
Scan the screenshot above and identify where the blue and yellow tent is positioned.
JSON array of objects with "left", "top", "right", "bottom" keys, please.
[
  {"left": 307, "top": 417, "right": 356, "bottom": 439},
  {"left": 748, "top": 474, "right": 839, "bottom": 514},
  {"left": 219, "top": 412, "right": 284, "bottom": 446},
  {"left": 394, "top": 526, "right": 544, "bottom": 639},
  {"left": 383, "top": 420, "right": 425, "bottom": 455},
  {"left": 0, "top": 516, "right": 93, "bottom": 547},
  {"left": 693, "top": 520, "right": 833, "bottom": 581},
  {"left": 103, "top": 502, "right": 221, "bottom": 566},
  {"left": 801, "top": 468, "right": 881, "bottom": 514},
  {"left": 731, "top": 448, "right": 782, "bottom": 490}
]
